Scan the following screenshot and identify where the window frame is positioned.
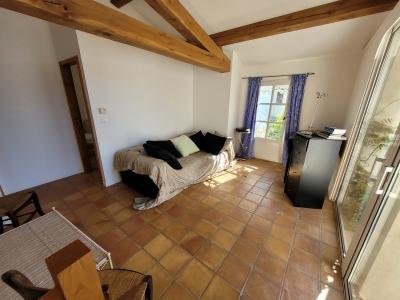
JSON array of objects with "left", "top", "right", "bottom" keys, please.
[{"left": 255, "top": 78, "right": 290, "bottom": 141}]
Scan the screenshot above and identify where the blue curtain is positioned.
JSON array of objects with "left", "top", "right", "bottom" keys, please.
[
  {"left": 282, "top": 74, "right": 308, "bottom": 167},
  {"left": 238, "top": 77, "right": 262, "bottom": 158}
]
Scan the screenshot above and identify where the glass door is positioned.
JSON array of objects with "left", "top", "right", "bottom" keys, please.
[
  {"left": 345, "top": 148, "right": 400, "bottom": 299},
  {"left": 336, "top": 25, "right": 400, "bottom": 252}
]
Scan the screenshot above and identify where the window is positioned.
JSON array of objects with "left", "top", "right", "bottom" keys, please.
[{"left": 254, "top": 79, "right": 289, "bottom": 140}]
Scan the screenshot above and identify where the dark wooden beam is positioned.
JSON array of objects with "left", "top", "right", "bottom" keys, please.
[
  {"left": 0, "top": 0, "right": 230, "bottom": 72},
  {"left": 110, "top": 0, "right": 132, "bottom": 8},
  {"left": 210, "top": 0, "right": 398, "bottom": 46}
]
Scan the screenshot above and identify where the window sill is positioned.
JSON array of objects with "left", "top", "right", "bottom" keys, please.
[{"left": 254, "top": 137, "right": 281, "bottom": 142}]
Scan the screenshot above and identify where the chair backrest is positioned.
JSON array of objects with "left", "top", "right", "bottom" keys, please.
[
  {"left": 2, "top": 270, "right": 49, "bottom": 300},
  {"left": 45, "top": 240, "right": 104, "bottom": 300}
]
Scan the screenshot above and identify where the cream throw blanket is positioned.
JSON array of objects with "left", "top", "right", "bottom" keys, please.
[{"left": 114, "top": 139, "right": 235, "bottom": 209}]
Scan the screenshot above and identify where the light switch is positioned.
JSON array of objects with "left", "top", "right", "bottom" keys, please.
[{"left": 98, "top": 107, "right": 107, "bottom": 114}]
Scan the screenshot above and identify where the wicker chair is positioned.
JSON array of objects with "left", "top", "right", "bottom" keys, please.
[{"left": 2, "top": 269, "right": 152, "bottom": 300}]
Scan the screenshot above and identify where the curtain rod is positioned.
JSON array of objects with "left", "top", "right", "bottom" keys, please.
[{"left": 241, "top": 72, "right": 315, "bottom": 79}]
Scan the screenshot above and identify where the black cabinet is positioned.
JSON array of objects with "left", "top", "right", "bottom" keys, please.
[{"left": 284, "top": 133, "right": 343, "bottom": 209}]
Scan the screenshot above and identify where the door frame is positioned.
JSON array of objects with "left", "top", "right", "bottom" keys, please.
[
  {"left": 333, "top": 25, "right": 395, "bottom": 260},
  {"left": 59, "top": 56, "right": 105, "bottom": 185},
  {"left": 341, "top": 142, "right": 400, "bottom": 299},
  {"left": 331, "top": 21, "right": 400, "bottom": 299}
]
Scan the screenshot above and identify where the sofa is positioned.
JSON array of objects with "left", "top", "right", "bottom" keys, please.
[{"left": 114, "top": 134, "right": 235, "bottom": 210}]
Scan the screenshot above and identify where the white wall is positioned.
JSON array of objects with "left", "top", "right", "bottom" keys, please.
[
  {"left": 193, "top": 67, "right": 231, "bottom": 136},
  {"left": 49, "top": 24, "right": 79, "bottom": 62},
  {"left": 226, "top": 51, "right": 243, "bottom": 136},
  {"left": 193, "top": 50, "right": 243, "bottom": 138},
  {"left": 237, "top": 53, "right": 362, "bottom": 162},
  {"left": 0, "top": 9, "right": 83, "bottom": 194},
  {"left": 343, "top": 3, "right": 400, "bottom": 134},
  {"left": 77, "top": 31, "right": 194, "bottom": 186}
]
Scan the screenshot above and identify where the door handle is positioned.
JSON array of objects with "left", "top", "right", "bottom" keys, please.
[
  {"left": 368, "top": 157, "right": 385, "bottom": 182},
  {"left": 376, "top": 166, "right": 394, "bottom": 195}
]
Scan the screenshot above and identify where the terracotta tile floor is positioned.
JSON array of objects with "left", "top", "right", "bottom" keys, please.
[{"left": 32, "top": 159, "right": 344, "bottom": 300}]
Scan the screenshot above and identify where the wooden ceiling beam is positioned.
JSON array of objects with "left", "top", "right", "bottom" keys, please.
[
  {"left": 0, "top": 0, "right": 230, "bottom": 72},
  {"left": 110, "top": 0, "right": 132, "bottom": 8},
  {"left": 143, "top": 0, "right": 226, "bottom": 57},
  {"left": 210, "top": 0, "right": 399, "bottom": 46}
]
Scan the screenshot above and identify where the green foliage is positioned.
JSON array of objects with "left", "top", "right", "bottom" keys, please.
[
  {"left": 266, "top": 115, "right": 285, "bottom": 140},
  {"left": 342, "top": 118, "right": 396, "bottom": 230}
]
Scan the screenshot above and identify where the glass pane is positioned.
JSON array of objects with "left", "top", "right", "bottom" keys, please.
[
  {"left": 256, "top": 104, "right": 270, "bottom": 121},
  {"left": 272, "top": 85, "right": 289, "bottom": 104},
  {"left": 269, "top": 105, "right": 285, "bottom": 122},
  {"left": 266, "top": 122, "right": 283, "bottom": 140},
  {"left": 258, "top": 86, "right": 273, "bottom": 103},
  {"left": 349, "top": 165, "right": 400, "bottom": 299},
  {"left": 337, "top": 28, "right": 400, "bottom": 251},
  {"left": 255, "top": 122, "right": 266, "bottom": 138}
]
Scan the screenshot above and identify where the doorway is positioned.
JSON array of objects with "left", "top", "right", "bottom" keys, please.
[{"left": 59, "top": 57, "right": 103, "bottom": 183}]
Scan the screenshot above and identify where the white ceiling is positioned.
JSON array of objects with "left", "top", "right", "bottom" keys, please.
[
  {"left": 180, "top": 0, "right": 337, "bottom": 34},
  {"left": 128, "top": 0, "right": 387, "bottom": 65},
  {"left": 225, "top": 13, "right": 387, "bottom": 65}
]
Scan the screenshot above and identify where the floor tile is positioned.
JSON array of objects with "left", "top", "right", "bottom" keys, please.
[
  {"left": 195, "top": 242, "right": 227, "bottom": 271},
  {"left": 194, "top": 219, "right": 217, "bottom": 238},
  {"left": 321, "top": 261, "right": 343, "bottom": 291},
  {"left": 148, "top": 263, "right": 173, "bottom": 299},
  {"left": 202, "top": 276, "right": 239, "bottom": 300},
  {"left": 322, "top": 230, "right": 339, "bottom": 248},
  {"left": 230, "top": 207, "right": 252, "bottom": 223},
  {"left": 241, "top": 226, "right": 265, "bottom": 245},
  {"left": 112, "top": 207, "right": 135, "bottom": 223},
  {"left": 289, "top": 248, "right": 320, "bottom": 279},
  {"left": 110, "top": 237, "right": 140, "bottom": 266},
  {"left": 122, "top": 250, "right": 157, "bottom": 274},
  {"left": 160, "top": 245, "right": 192, "bottom": 274},
  {"left": 218, "top": 254, "right": 250, "bottom": 290},
  {"left": 95, "top": 227, "right": 127, "bottom": 250},
  {"left": 220, "top": 217, "right": 246, "bottom": 235},
  {"left": 151, "top": 214, "right": 173, "bottom": 230},
  {"left": 248, "top": 215, "right": 272, "bottom": 233},
  {"left": 244, "top": 271, "right": 280, "bottom": 300},
  {"left": 102, "top": 202, "right": 124, "bottom": 216},
  {"left": 319, "top": 284, "right": 344, "bottom": 300},
  {"left": 163, "top": 222, "right": 188, "bottom": 242},
  {"left": 211, "top": 228, "right": 237, "bottom": 251},
  {"left": 130, "top": 223, "right": 158, "bottom": 247},
  {"left": 180, "top": 231, "right": 207, "bottom": 255},
  {"left": 254, "top": 205, "right": 278, "bottom": 221},
  {"left": 255, "top": 251, "right": 286, "bottom": 285},
  {"left": 284, "top": 265, "right": 319, "bottom": 296},
  {"left": 160, "top": 282, "right": 196, "bottom": 300},
  {"left": 238, "top": 199, "right": 258, "bottom": 212},
  {"left": 293, "top": 233, "right": 320, "bottom": 256},
  {"left": 120, "top": 215, "right": 145, "bottom": 235},
  {"left": 230, "top": 238, "right": 260, "bottom": 265},
  {"left": 144, "top": 234, "right": 174, "bottom": 259},
  {"left": 264, "top": 236, "right": 291, "bottom": 262},
  {"left": 281, "top": 285, "right": 317, "bottom": 300},
  {"left": 178, "top": 259, "right": 213, "bottom": 297},
  {"left": 270, "top": 223, "right": 295, "bottom": 244},
  {"left": 201, "top": 195, "right": 221, "bottom": 207},
  {"left": 245, "top": 192, "right": 263, "bottom": 204}
]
